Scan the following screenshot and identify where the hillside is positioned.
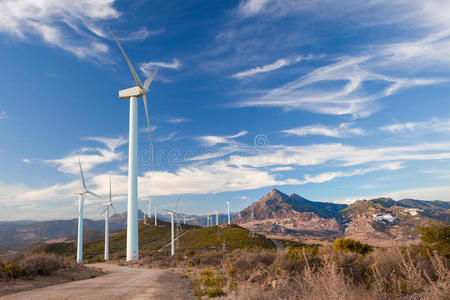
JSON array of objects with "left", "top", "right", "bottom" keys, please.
[{"left": 35, "top": 219, "right": 275, "bottom": 260}]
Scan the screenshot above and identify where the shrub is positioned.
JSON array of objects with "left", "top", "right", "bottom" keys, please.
[
  {"left": 0, "top": 262, "right": 22, "bottom": 280},
  {"left": 21, "top": 254, "right": 62, "bottom": 276},
  {"left": 418, "top": 223, "right": 450, "bottom": 258},
  {"left": 333, "top": 238, "right": 372, "bottom": 255}
]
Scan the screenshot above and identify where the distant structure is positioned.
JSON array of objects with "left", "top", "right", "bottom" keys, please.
[{"left": 227, "top": 199, "right": 231, "bottom": 224}]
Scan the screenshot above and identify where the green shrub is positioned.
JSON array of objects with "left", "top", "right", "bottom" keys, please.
[
  {"left": 418, "top": 223, "right": 450, "bottom": 258},
  {"left": 0, "top": 262, "right": 22, "bottom": 279},
  {"left": 333, "top": 238, "right": 372, "bottom": 255}
]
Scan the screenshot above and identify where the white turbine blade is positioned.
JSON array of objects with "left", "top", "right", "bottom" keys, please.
[
  {"left": 144, "top": 67, "right": 159, "bottom": 89},
  {"left": 174, "top": 198, "right": 180, "bottom": 213},
  {"left": 108, "top": 27, "right": 143, "bottom": 89},
  {"left": 142, "top": 94, "right": 154, "bottom": 169},
  {"left": 109, "top": 177, "right": 112, "bottom": 202},
  {"left": 99, "top": 208, "right": 107, "bottom": 215},
  {"left": 77, "top": 156, "right": 87, "bottom": 191},
  {"left": 111, "top": 204, "right": 118, "bottom": 214},
  {"left": 86, "top": 190, "right": 103, "bottom": 200}
]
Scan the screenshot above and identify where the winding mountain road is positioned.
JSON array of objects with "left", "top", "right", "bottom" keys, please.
[{"left": 0, "top": 263, "right": 193, "bottom": 300}]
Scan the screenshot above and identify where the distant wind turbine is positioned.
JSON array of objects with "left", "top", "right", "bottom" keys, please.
[
  {"left": 108, "top": 28, "right": 158, "bottom": 261},
  {"left": 99, "top": 178, "right": 117, "bottom": 261},
  {"left": 147, "top": 199, "right": 152, "bottom": 219},
  {"left": 75, "top": 156, "right": 102, "bottom": 263},
  {"left": 154, "top": 204, "right": 158, "bottom": 226},
  {"left": 206, "top": 215, "right": 210, "bottom": 227},
  {"left": 215, "top": 210, "right": 219, "bottom": 226},
  {"left": 227, "top": 199, "right": 231, "bottom": 225},
  {"left": 164, "top": 199, "right": 180, "bottom": 256}
]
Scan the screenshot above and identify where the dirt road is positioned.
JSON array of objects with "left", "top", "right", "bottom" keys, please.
[{"left": 0, "top": 263, "right": 193, "bottom": 300}]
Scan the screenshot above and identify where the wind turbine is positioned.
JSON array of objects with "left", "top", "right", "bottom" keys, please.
[
  {"left": 206, "top": 215, "right": 210, "bottom": 227},
  {"left": 215, "top": 210, "right": 219, "bottom": 226},
  {"left": 100, "top": 178, "right": 117, "bottom": 261},
  {"left": 147, "top": 199, "right": 152, "bottom": 219},
  {"left": 164, "top": 199, "right": 180, "bottom": 256},
  {"left": 108, "top": 28, "right": 158, "bottom": 261},
  {"left": 227, "top": 199, "right": 231, "bottom": 225},
  {"left": 154, "top": 204, "right": 158, "bottom": 226},
  {"left": 75, "top": 156, "right": 102, "bottom": 263}
]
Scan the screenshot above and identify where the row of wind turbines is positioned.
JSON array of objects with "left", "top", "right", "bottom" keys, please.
[
  {"left": 74, "top": 28, "right": 234, "bottom": 263},
  {"left": 75, "top": 155, "right": 234, "bottom": 262}
]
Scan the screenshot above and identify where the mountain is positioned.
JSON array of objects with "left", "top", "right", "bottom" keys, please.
[
  {"left": 233, "top": 189, "right": 347, "bottom": 237},
  {"left": 233, "top": 189, "right": 450, "bottom": 247}
]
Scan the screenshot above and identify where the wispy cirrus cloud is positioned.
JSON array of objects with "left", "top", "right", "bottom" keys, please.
[
  {"left": 0, "top": 0, "right": 121, "bottom": 61},
  {"left": 197, "top": 131, "right": 248, "bottom": 147},
  {"left": 232, "top": 56, "right": 305, "bottom": 78},
  {"left": 380, "top": 118, "right": 450, "bottom": 134},
  {"left": 282, "top": 123, "right": 366, "bottom": 138},
  {"left": 166, "top": 116, "right": 189, "bottom": 124},
  {"left": 140, "top": 59, "right": 182, "bottom": 77},
  {"left": 0, "top": 112, "right": 7, "bottom": 120}
]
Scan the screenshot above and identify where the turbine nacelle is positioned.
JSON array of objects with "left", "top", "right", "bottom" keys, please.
[{"left": 118, "top": 86, "right": 149, "bottom": 99}]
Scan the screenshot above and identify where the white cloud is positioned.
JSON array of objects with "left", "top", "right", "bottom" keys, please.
[
  {"left": 140, "top": 59, "right": 182, "bottom": 77},
  {"left": 0, "top": 0, "right": 120, "bottom": 61},
  {"left": 380, "top": 118, "right": 450, "bottom": 134},
  {"left": 197, "top": 131, "right": 248, "bottom": 147},
  {"left": 283, "top": 123, "right": 366, "bottom": 138},
  {"left": 166, "top": 116, "right": 189, "bottom": 124},
  {"left": 271, "top": 166, "right": 293, "bottom": 172},
  {"left": 0, "top": 112, "right": 7, "bottom": 120},
  {"left": 116, "top": 27, "right": 164, "bottom": 41},
  {"left": 43, "top": 136, "right": 125, "bottom": 174},
  {"left": 236, "top": 56, "right": 447, "bottom": 118},
  {"left": 238, "top": 0, "right": 270, "bottom": 16},
  {"left": 301, "top": 162, "right": 403, "bottom": 184},
  {"left": 232, "top": 56, "right": 304, "bottom": 78},
  {"left": 155, "top": 131, "right": 178, "bottom": 142}
]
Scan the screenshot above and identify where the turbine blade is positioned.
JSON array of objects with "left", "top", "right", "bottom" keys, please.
[
  {"left": 144, "top": 67, "right": 159, "bottom": 89},
  {"left": 111, "top": 204, "right": 118, "bottom": 214},
  {"left": 107, "top": 27, "right": 143, "bottom": 89},
  {"left": 86, "top": 190, "right": 102, "bottom": 200},
  {"left": 109, "top": 177, "right": 112, "bottom": 202},
  {"left": 142, "top": 94, "right": 154, "bottom": 169},
  {"left": 99, "top": 208, "right": 107, "bottom": 216},
  {"left": 174, "top": 198, "right": 180, "bottom": 213},
  {"left": 77, "top": 156, "right": 87, "bottom": 191}
]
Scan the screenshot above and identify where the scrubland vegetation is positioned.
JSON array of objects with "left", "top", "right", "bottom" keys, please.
[{"left": 141, "top": 223, "right": 449, "bottom": 299}]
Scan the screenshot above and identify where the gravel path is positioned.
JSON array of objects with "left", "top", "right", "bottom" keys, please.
[{"left": 0, "top": 262, "right": 193, "bottom": 300}]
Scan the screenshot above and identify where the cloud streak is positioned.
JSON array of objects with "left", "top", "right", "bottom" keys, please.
[{"left": 283, "top": 123, "right": 366, "bottom": 138}]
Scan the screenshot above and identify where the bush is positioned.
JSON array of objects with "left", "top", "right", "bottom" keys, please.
[
  {"left": 21, "top": 254, "right": 62, "bottom": 276},
  {"left": 418, "top": 223, "right": 450, "bottom": 258},
  {"left": 333, "top": 238, "right": 372, "bottom": 255},
  {"left": 0, "top": 262, "right": 22, "bottom": 280}
]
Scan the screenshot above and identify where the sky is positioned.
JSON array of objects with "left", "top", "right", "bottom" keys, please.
[{"left": 1, "top": 0, "right": 450, "bottom": 221}]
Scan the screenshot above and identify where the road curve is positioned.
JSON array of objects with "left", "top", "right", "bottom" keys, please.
[{"left": 0, "top": 263, "right": 193, "bottom": 300}]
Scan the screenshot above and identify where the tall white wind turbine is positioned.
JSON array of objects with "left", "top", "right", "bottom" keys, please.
[
  {"left": 75, "top": 156, "right": 102, "bottom": 263},
  {"left": 154, "top": 204, "right": 158, "bottom": 226},
  {"left": 164, "top": 199, "right": 180, "bottom": 256},
  {"left": 109, "top": 28, "right": 158, "bottom": 261},
  {"left": 215, "top": 210, "right": 219, "bottom": 226},
  {"left": 227, "top": 199, "right": 231, "bottom": 225},
  {"left": 206, "top": 215, "right": 210, "bottom": 227},
  {"left": 100, "top": 178, "right": 117, "bottom": 261}
]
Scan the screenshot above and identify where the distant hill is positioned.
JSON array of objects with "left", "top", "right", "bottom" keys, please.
[{"left": 233, "top": 189, "right": 450, "bottom": 247}]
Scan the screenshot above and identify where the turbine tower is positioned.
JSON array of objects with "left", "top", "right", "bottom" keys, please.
[
  {"left": 147, "top": 199, "right": 152, "bottom": 219},
  {"left": 164, "top": 199, "right": 180, "bottom": 256},
  {"left": 215, "top": 210, "right": 219, "bottom": 226},
  {"left": 227, "top": 199, "right": 231, "bottom": 224},
  {"left": 109, "top": 28, "right": 158, "bottom": 261},
  {"left": 100, "top": 178, "right": 117, "bottom": 261},
  {"left": 75, "top": 156, "right": 102, "bottom": 263},
  {"left": 206, "top": 215, "right": 210, "bottom": 227},
  {"left": 154, "top": 204, "right": 158, "bottom": 226}
]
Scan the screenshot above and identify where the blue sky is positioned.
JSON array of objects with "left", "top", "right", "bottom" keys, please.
[{"left": 1, "top": 0, "right": 450, "bottom": 220}]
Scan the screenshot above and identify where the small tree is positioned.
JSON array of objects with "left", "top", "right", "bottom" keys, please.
[
  {"left": 333, "top": 238, "right": 372, "bottom": 255},
  {"left": 418, "top": 223, "right": 450, "bottom": 258}
]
